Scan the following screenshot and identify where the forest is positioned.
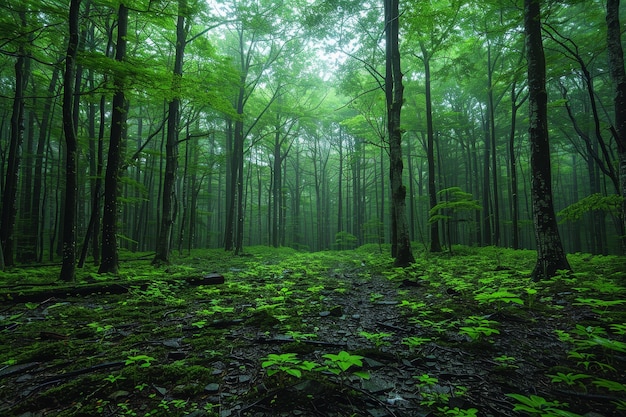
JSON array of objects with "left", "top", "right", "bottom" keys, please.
[{"left": 0, "top": 0, "right": 625, "bottom": 416}]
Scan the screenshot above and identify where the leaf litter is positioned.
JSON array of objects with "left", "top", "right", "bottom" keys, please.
[{"left": 0, "top": 245, "right": 624, "bottom": 416}]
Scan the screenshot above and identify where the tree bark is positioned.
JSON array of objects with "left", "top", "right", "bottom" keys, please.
[
  {"left": 385, "top": 0, "right": 415, "bottom": 266},
  {"left": 487, "top": 44, "right": 500, "bottom": 246},
  {"left": 606, "top": 0, "right": 626, "bottom": 252},
  {"left": 154, "top": 0, "right": 187, "bottom": 265},
  {"left": 60, "top": 0, "right": 81, "bottom": 281},
  {"left": 420, "top": 42, "right": 442, "bottom": 253},
  {"left": 524, "top": 0, "right": 571, "bottom": 280},
  {"left": 0, "top": 11, "right": 29, "bottom": 267},
  {"left": 509, "top": 81, "right": 527, "bottom": 250},
  {"left": 99, "top": 4, "right": 129, "bottom": 274}
]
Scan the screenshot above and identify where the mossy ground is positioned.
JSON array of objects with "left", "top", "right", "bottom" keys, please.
[{"left": 1, "top": 245, "right": 625, "bottom": 417}]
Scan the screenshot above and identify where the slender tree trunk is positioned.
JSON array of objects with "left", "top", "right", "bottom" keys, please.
[
  {"left": 386, "top": 0, "right": 415, "bottom": 266},
  {"left": 99, "top": 4, "right": 129, "bottom": 274},
  {"left": 606, "top": 0, "right": 626, "bottom": 252},
  {"left": 0, "top": 12, "right": 29, "bottom": 267},
  {"left": 420, "top": 43, "right": 442, "bottom": 253},
  {"left": 482, "top": 113, "right": 492, "bottom": 246},
  {"left": 272, "top": 119, "right": 281, "bottom": 248},
  {"left": 234, "top": 125, "right": 245, "bottom": 254},
  {"left": 525, "top": 0, "right": 571, "bottom": 280},
  {"left": 178, "top": 129, "right": 190, "bottom": 255},
  {"left": 337, "top": 129, "right": 343, "bottom": 234},
  {"left": 224, "top": 117, "right": 235, "bottom": 250},
  {"left": 509, "top": 81, "right": 527, "bottom": 250},
  {"left": 32, "top": 66, "right": 60, "bottom": 262},
  {"left": 487, "top": 44, "right": 500, "bottom": 246},
  {"left": 407, "top": 137, "right": 416, "bottom": 241},
  {"left": 60, "top": 0, "right": 81, "bottom": 281},
  {"left": 154, "top": 0, "right": 186, "bottom": 264},
  {"left": 17, "top": 105, "right": 35, "bottom": 263}
]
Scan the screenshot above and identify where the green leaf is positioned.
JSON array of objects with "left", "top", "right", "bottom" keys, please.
[
  {"left": 285, "top": 368, "right": 302, "bottom": 378},
  {"left": 353, "top": 370, "right": 371, "bottom": 380}
]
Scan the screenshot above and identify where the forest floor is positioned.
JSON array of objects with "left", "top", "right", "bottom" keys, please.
[{"left": 0, "top": 245, "right": 625, "bottom": 417}]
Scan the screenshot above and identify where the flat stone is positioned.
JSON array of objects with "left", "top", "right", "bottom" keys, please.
[
  {"left": 363, "top": 357, "right": 385, "bottom": 369},
  {"left": 204, "top": 383, "right": 220, "bottom": 393},
  {"left": 361, "top": 377, "right": 394, "bottom": 394}
]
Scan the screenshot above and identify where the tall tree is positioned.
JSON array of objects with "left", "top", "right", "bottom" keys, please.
[
  {"left": 0, "top": 10, "right": 30, "bottom": 267},
  {"left": 524, "top": 0, "right": 571, "bottom": 280},
  {"left": 385, "top": 0, "right": 414, "bottom": 266},
  {"left": 153, "top": 0, "right": 188, "bottom": 264},
  {"left": 606, "top": 0, "right": 626, "bottom": 251},
  {"left": 406, "top": 0, "right": 462, "bottom": 252},
  {"left": 99, "top": 3, "right": 129, "bottom": 274},
  {"left": 60, "top": 0, "right": 81, "bottom": 281}
]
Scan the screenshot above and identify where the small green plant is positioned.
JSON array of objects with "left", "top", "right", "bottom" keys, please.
[
  {"left": 398, "top": 299, "right": 427, "bottom": 311},
  {"left": 592, "top": 378, "right": 626, "bottom": 392},
  {"left": 493, "top": 355, "right": 518, "bottom": 369},
  {"left": 359, "top": 331, "right": 393, "bottom": 347},
  {"left": 474, "top": 289, "right": 523, "bottom": 309},
  {"left": 116, "top": 402, "right": 138, "bottom": 416},
  {"left": 567, "top": 350, "right": 596, "bottom": 370},
  {"left": 415, "top": 373, "right": 438, "bottom": 386},
  {"left": 414, "top": 374, "right": 448, "bottom": 407},
  {"left": 103, "top": 373, "right": 126, "bottom": 384},
  {"left": 613, "top": 399, "right": 626, "bottom": 411},
  {"left": 401, "top": 336, "right": 431, "bottom": 353},
  {"left": 458, "top": 316, "right": 499, "bottom": 341},
  {"left": 191, "top": 320, "right": 207, "bottom": 329},
  {"left": 123, "top": 354, "right": 155, "bottom": 385},
  {"left": 88, "top": 321, "right": 113, "bottom": 334},
  {"left": 573, "top": 297, "right": 626, "bottom": 315},
  {"left": 548, "top": 372, "right": 590, "bottom": 389},
  {"left": 506, "top": 394, "right": 584, "bottom": 417},
  {"left": 610, "top": 323, "right": 626, "bottom": 335},
  {"left": 261, "top": 353, "right": 317, "bottom": 378},
  {"left": 524, "top": 287, "right": 538, "bottom": 309},
  {"left": 125, "top": 355, "right": 155, "bottom": 368},
  {"left": 321, "top": 350, "right": 370, "bottom": 380}
]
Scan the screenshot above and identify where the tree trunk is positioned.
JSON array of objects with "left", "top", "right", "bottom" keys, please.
[
  {"left": 32, "top": 67, "right": 60, "bottom": 263},
  {"left": 154, "top": 0, "right": 186, "bottom": 264},
  {"left": 487, "top": 44, "right": 500, "bottom": 246},
  {"left": 420, "top": 42, "right": 442, "bottom": 253},
  {"left": 224, "top": 117, "right": 235, "bottom": 251},
  {"left": 0, "top": 11, "right": 29, "bottom": 267},
  {"left": 60, "top": 0, "right": 81, "bottom": 281},
  {"left": 606, "top": 0, "right": 626, "bottom": 252},
  {"left": 524, "top": 0, "right": 571, "bottom": 280},
  {"left": 386, "top": 0, "right": 415, "bottom": 266},
  {"left": 272, "top": 118, "right": 281, "bottom": 248},
  {"left": 481, "top": 112, "right": 492, "bottom": 246},
  {"left": 99, "top": 3, "right": 129, "bottom": 275},
  {"left": 337, "top": 129, "right": 343, "bottom": 234},
  {"left": 509, "top": 80, "right": 527, "bottom": 250}
]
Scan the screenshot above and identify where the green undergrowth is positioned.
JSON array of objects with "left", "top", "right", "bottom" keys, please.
[{"left": 0, "top": 245, "right": 625, "bottom": 416}]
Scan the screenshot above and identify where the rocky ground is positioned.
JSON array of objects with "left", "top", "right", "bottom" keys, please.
[{"left": 0, "top": 246, "right": 624, "bottom": 417}]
